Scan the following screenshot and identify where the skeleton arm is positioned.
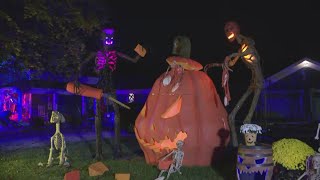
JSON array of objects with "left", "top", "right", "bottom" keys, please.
[
  {"left": 47, "top": 136, "right": 54, "bottom": 167},
  {"left": 227, "top": 54, "right": 241, "bottom": 67},
  {"left": 74, "top": 52, "right": 96, "bottom": 93},
  {"left": 160, "top": 150, "right": 175, "bottom": 161},
  {"left": 315, "top": 123, "right": 320, "bottom": 140},
  {"left": 59, "top": 133, "right": 66, "bottom": 165},
  {"left": 297, "top": 172, "right": 308, "bottom": 180},
  {"left": 116, "top": 51, "right": 142, "bottom": 63},
  {"left": 227, "top": 35, "right": 255, "bottom": 67}
]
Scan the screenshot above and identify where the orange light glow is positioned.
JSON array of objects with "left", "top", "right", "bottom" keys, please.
[
  {"left": 135, "top": 129, "right": 188, "bottom": 154},
  {"left": 241, "top": 44, "right": 248, "bottom": 52},
  {"left": 228, "top": 33, "right": 235, "bottom": 39},
  {"left": 140, "top": 103, "right": 147, "bottom": 118},
  {"left": 161, "top": 95, "right": 182, "bottom": 119}
]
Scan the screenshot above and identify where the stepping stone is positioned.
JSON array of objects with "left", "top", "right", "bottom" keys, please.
[
  {"left": 64, "top": 169, "right": 80, "bottom": 180},
  {"left": 115, "top": 173, "right": 130, "bottom": 180},
  {"left": 88, "top": 161, "right": 109, "bottom": 176}
]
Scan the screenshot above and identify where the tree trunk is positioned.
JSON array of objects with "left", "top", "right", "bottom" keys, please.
[
  {"left": 95, "top": 99, "right": 103, "bottom": 160},
  {"left": 112, "top": 92, "right": 121, "bottom": 159}
]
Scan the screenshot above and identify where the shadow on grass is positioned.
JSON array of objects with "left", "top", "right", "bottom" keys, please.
[
  {"left": 75, "top": 130, "right": 96, "bottom": 157},
  {"left": 211, "top": 128, "right": 237, "bottom": 180}
]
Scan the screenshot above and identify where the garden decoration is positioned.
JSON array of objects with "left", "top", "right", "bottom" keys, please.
[
  {"left": 272, "top": 138, "right": 315, "bottom": 179},
  {"left": 135, "top": 42, "right": 230, "bottom": 166},
  {"left": 135, "top": 36, "right": 229, "bottom": 166},
  {"left": 71, "top": 26, "right": 146, "bottom": 159},
  {"left": 223, "top": 21, "right": 264, "bottom": 147},
  {"left": 156, "top": 140, "right": 184, "bottom": 180},
  {"left": 237, "top": 144, "right": 274, "bottom": 180},
  {"left": 314, "top": 122, "right": 320, "bottom": 152},
  {"left": 239, "top": 123, "right": 262, "bottom": 146},
  {"left": 204, "top": 62, "right": 232, "bottom": 107},
  {"left": 298, "top": 153, "right": 320, "bottom": 180},
  {"left": 66, "top": 82, "right": 130, "bottom": 110},
  {"left": 47, "top": 111, "right": 69, "bottom": 167}
]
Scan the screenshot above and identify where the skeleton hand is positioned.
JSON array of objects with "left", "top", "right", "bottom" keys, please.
[
  {"left": 229, "top": 53, "right": 239, "bottom": 58},
  {"left": 223, "top": 56, "right": 233, "bottom": 72},
  {"left": 73, "top": 80, "right": 81, "bottom": 95}
]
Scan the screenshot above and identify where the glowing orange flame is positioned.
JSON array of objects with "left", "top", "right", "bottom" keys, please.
[{"left": 228, "top": 33, "right": 235, "bottom": 39}]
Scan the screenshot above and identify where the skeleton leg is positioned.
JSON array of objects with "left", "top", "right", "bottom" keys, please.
[
  {"left": 177, "top": 169, "right": 182, "bottom": 175},
  {"left": 59, "top": 134, "right": 65, "bottom": 165},
  {"left": 166, "top": 165, "right": 175, "bottom": 180},
  {"left": 229, "top": 88, "right": 253, "bottom": 147},
  {"left": 47, "top": 136, "right": 54, "bottom": 167},
  {"left": 244, "top": 88, "right": 262, "bottom": 124},
  {"left": 297, "top": 172, "right": 307, "bottom": 180},
  {"left": 158, "top": 170, "right": 166, "bottom": 178}
]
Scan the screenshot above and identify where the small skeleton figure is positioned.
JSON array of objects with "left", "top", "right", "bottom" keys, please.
[
  {"left": 314, "top": 123, "right": 320, "bottom": 152},
  {"left": 47, "top": 111, "right": 69, "bottom": 167},
  {"left": 157, "top": 140, "right": 184, "bottom": 180},
  {"left": 298, "top": 153, "right": 320, "bottom": 180}
]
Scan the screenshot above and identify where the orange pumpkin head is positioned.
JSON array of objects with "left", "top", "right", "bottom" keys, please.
[{"left": 134, "top": 56, "right": 230, "bottom": 166}]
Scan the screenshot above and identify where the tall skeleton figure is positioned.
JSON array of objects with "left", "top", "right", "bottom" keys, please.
[
  {"left": 74, "top": 27, "right": 145, "bottom": 160},
  {"left": 157, "top": 140, "right": 184, "bottom": 180},
  {"left": 224, "top": 21, "right": 264, "bottom": 147},
  {"left": 47, "top": 111, "right": 68, "bottom": 167}
]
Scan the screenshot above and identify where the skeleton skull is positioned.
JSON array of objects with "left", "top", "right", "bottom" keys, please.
[
  {"left": 313, "top": 154, "right": 320, "bottom": 169},
  {"left": 224, "top": 21, "right": 240, "bottom": 42},
  {"left": 50, "top": 111, "right": 65, "bottom": 123}
]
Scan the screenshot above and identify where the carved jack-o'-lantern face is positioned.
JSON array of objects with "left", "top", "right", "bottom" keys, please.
[
  {"left": 244, "top": 133, "right": 257, "bottom": 146},
  {"left": 224, "top": 21, "right": 240, "bottom": 42},
  {"left": 237, "top": 145, "right": 274, "bottom": 180},
  {"left": 103, "top": 28, "right": 115, "bottom": 46},
  {"left": 134, "top": 56, "right": 230, "bottom": 166}
]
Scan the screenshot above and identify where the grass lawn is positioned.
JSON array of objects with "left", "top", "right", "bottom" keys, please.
[{"left": 0, "top": 137, "right": 236, "bottom": 180}]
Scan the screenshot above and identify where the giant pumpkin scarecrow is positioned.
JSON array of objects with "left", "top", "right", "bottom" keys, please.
[{"left": 135, "top": 51, "right": 230, "bottom": 166}]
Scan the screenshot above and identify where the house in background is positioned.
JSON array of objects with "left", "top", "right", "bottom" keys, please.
[
  {"left": 0, "top": 76, "right": 151, "bottom": 129},
  {"left": 255, "top": 57, "right": 320, "bottom": 124},
  {"left": 4, "top": 57, "right": 319, "bottom": 128}
]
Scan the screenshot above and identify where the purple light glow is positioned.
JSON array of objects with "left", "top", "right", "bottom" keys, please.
[
  {"left": 103, "top": 28, "right": 115, "bottom": 46},
  {"left": 106, "top": 50, "right": 117, "bottom": 71},
  {"left": 103, "top": 28, "right": 114, "bottom": 35},
  {"left": 95, "top": 50, "right": 118, "bottom": 72},
  {"left": 105, "top": 37, "right": 114, "bottom": 45},
  {"left": 96, "top": 51, "right": 107, "bottom": 70},
  {"left": 0, "top": 88, "right": 18, "bottom": 121},
  {"left": 22, "top": 93, "right": 31, "bottom": 121}
]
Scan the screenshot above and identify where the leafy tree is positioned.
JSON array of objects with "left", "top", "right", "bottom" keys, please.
[
  {"left": 0, "top": 0, "right": 115, "bottom": 160},
  {"left": 1, "top": 0, "right": 109, "bottom": 79}
]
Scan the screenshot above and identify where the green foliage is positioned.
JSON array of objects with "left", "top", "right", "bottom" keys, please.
[
  {"left": 272, "top": 138, "right": 315, "bottom": 170},
  {"left": 0, "top": 0, "right": 110, "bottom": 79}
]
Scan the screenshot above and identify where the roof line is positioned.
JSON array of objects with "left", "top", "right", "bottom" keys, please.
[{"left": 264, "top": 57, "right": 320, "bottom": 88}]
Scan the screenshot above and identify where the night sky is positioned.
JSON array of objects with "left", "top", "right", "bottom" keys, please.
[{"left": 106, "top": 1, "right": 320, "bottom": 91}]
